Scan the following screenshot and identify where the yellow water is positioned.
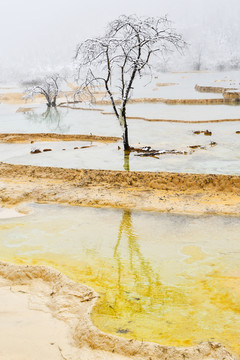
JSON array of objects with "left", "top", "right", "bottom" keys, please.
[{"left": 0, "top": 205, "right": 240, "bottom": 356}]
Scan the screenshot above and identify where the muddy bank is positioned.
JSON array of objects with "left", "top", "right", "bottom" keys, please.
[
  {"left": 0, "top": 92, "right": 44, "bottom": 104},
  {"left": 1, "top": 162, "right": 240, "bottom": 215},
  {"left": 95, "top": 97, "right": 228, "bottom": 105},
  {"left": 57, "top": 103, "right": 104, "bottom": 111},
  {"left": 59, "top": 97, "right": 230, "bottom": 107},
  {"left": 195, "top": 84, "right": 236, "bottom": 94},
  {"left": 0, "top": 92, "right": 70, "bottom": 105},
  {"left": 0, "top": 91, "right": 87, "bottom": 106},
  {"left": 67, "top": 96, "right": 237, "bottom": 106},
  {"left": 163, "top": 98, "right": 226, "bottom": 104},
  {"left": 156, "top": 82, "right": 178, "bottom": 86},
  {"left": 0, "top": 90, "right": 236, "bottom": 107},
  {"left": 0, "top": 133, "right": 120, "bottom": 143},
  {"left": 0, "top": 261, "right": 235, "bottom": 360},
  {"left": 123, "top": 116, "right": 240, "bottom": 124},
  {"left": 223, "top": 91, "right": 240, "bottom": 101},
  {"left": 2, "top": 162, "right": 240, "bottom": 192}
]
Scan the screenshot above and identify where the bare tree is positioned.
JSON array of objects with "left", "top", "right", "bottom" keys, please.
[
  {"left": 23, "top": 74, "right": 62, "bottom": 107},
  {"left": 74, "top": 15, "right": 186, "bottom": 150}
]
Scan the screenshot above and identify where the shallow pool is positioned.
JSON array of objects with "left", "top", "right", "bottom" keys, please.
[
  {"left": 1, "top": 204, "right": 240, "bottom": 356},
  {"left": 1, "top": 118, "right": 240, "bottom": 174},
  {"left": 1, "top": 72, "right": 240, "bottom": 174}
]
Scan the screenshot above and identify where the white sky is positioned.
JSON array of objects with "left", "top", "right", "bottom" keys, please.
[{"left": 0, "top": 0, "right": 239, "bottom": 73}]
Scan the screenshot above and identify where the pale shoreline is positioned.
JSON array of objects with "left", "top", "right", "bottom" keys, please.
[
  {"left": 0, "top": 207, "right": 24, "bottom": 219},
  {"left": 0, "top": 262, "right": 134, "bottom": 360}
]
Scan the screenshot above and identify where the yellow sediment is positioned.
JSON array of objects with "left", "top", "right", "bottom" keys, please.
[
  {"left": 0, "top": 261, "right": 236, "bottom": 360},
  {"left": 223, "top": 91, "right": 240, "bottom": 100},
  {"left": 58, "top": 104, "right": 104, "bottom": 111},
  {"left": 16, "top": 107, "right": 35, "bottom": 113},
  {"left": 119, "top": 115, "right": 240, "bottom": 124},
  {"left": 1, "top": 89, "right": 237, "bottom": 107},
  {"left": 156, "top": 82, "right": 178, "bottom": 86},
  {"left": 96, "top": 97, "right": 228, "bottom": 105},
  {"left": 1, "top": 88, "right": 240, "bottom": 359},
  {"left": 0, "top": 133, "right": 120, "bottom": 143},
  {"left": 0, "top": 92, "right": 43, "bottom": 104},
  {"left": 195, "top": 84, "right": 237, "bottom": 94},
  {"left": 0, "top": 162, "right": 240, "bottom": 216}
]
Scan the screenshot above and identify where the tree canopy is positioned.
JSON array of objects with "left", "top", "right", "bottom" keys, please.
[
  {"left": 75, "top": 15, "right": 186, "bottom": 150},
  {"left": 23, "top": 74, "right": 62, "bottom": 107}
]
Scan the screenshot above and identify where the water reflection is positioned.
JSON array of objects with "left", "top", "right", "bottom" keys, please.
[
  {"left": 113, "top": 210, "right": 161, "bottom": 310},
  {"left": 24, "top": 107, "right": 70, "bottom": 133},
  {"left": 1, "top": 206, "right": 240, "bottom": 353},
  {"left": 92, "top": 210, "right": 187, "bottom": 341},
  {"left": 123, "top": 151, "right": 130, "bottom": 171}
]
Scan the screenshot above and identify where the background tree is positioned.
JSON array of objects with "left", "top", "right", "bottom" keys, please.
[
  {"left": 23, "top": 74, "right": 62, "bottom": 107},
  {"left": 74, "top": 15, "right": 186, "bottom": 150}
]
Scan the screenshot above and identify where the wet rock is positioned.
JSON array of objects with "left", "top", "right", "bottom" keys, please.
[
  {"left": 204, "top": 130, "right": 212, "bottom": 136},
  {"left": 189, "top": 145, "right": 201, "bottom": 149},
  {"left": 193, "top": 130, "right": 212, "bottom": 136},
  {"left": 80, "top": 145, "right": 93, "bottom": 149},
  {"left": 30, "top": 149, "right": 41, "bottom": 154},
  {"left": 189, "top": 145, "right": 206, "bottom": 150}
]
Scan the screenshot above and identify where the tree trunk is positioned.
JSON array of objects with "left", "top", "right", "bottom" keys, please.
[
  {"left": 46, "top": 94, "right": 52, "bottom": 107},
  {"left": 123, "top": 122, "right": 130, "bottom": 151},
  {"left": 52, "top": 95, "right": 57, "bottom": 107},
  {"left": 119, "top": 108, "right": 130, "bottom": 151}
]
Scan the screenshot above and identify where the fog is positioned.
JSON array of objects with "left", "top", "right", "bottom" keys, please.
[{"left": 1, "top": 0, "right": 240, "bottom": 82}]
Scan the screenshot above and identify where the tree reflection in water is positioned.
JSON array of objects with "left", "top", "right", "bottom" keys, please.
[
  {"left": 2, "top": 206, "right": 240, "bottom": 350},
  {"left": 123, "top": 150, "right": 130, "bottom": 171},
  {"left": 24, "top": 107, "right": 70, "bottom": 133},
  {"left": 92, "top": 209, "right": 186, "bottom": 338},
  {"left": 113, "top": 210, "right": 161, "bottom": 307}
]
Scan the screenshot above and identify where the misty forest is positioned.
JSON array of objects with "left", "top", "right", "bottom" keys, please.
[{"left": 0, "top": 2, "right": 240, "bottom": 360}]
